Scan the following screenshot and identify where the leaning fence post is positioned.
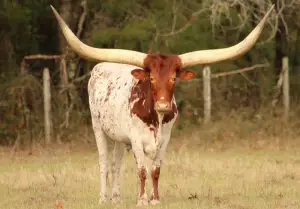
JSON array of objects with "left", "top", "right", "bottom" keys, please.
[
  {"left": 43, "top": 68, "right": 52, "bottom": 144},
  {"left": 282, "top": 57, "right": 290, "bottom": 123},
  {"left": 203, "top": 66, "right": 211, "bottom": 124}
]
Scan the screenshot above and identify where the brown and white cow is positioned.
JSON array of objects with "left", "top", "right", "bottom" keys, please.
[{"left": 51, "top": 5, "right": 274, "bottom": 205}]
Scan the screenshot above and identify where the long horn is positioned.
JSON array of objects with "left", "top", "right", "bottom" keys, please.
[
  {"left": 179, "top": 5, "right": 275, "bottom": 68},
  {"left": 50, "top": 5, "right": 146, "bottom": 67}
]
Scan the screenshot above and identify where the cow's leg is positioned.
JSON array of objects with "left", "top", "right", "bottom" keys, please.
[
  {"left": 94, "top": 129, "right": 109, "bottom": 204},
  {"left": 149, "top": 131, "right": 172, "bottom": 205},
  {"left": 131, "top": 141, "right": 148, "bottom": 206},
  {"left": 111, "top": 141, "right": 125, "bottom": 203},
  {"left": 150, "top": 163, "right": 161, "bottom": 205}
]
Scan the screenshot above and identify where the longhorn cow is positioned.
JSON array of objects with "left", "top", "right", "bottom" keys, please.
[{"left": 51, "top": 5, "right": 274, "bottom": 206}]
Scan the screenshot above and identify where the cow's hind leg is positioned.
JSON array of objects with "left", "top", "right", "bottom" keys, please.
[
  {"left": 94, "top": 129, "right": 109, "bottom": 204},
  {"left": 111, "top": 141, "right": 125, "bottom": 203}
]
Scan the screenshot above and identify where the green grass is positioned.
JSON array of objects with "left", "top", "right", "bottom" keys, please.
[{"left": 1, "top": 144, "right": 300, "bottom": 209}]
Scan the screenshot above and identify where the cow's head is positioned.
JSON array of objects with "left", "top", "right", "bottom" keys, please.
[
  {"left": 131, "top": 54, "right": 195, "bottom": 113},
  {"left": 50, "top": 4, "right": 274, "bottom": 113}
]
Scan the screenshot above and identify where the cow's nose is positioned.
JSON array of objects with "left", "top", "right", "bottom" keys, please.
[{"left": 154, "top": 102, "right": 171, "bottom": 113}]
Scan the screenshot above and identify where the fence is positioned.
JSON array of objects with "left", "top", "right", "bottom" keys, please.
[
  {"left": 20, "top": 54, "right": 290, "bottom": 144},
  {"left": 202, "top": 57, "right": 290, "bottom": 124},
  {"left": 20, "top": 53, "right": 73, "bottom": 145}
]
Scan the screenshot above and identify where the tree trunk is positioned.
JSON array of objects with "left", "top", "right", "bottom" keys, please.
[
  {"left": 57, "top": 0, "right": 83, "bottom": 132},
  {"left": 273, "top": 0, "right": 287, "bottom": 75},
  {"left": 58, "top": 0, "right": 82, "bottom": 78},
  {"left": 58, "top": 0, "right": 80, "bottom": 53}
]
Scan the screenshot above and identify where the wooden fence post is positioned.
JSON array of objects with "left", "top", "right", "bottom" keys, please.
[
  {"left": 43, "top": 68, "right": 52, "bottom": 144},
  {"left": 282, "top": 57, "right": 290, "bottom": 122},
  {"left": 203, "top": 66, "right": 211, "bottom": 124}
]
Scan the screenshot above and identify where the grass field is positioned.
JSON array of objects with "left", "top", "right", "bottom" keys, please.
[{"left": 1, "top": 137, "right": 300, "bottom": 209}]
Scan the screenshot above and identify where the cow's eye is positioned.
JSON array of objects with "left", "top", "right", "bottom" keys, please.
[
  {"left": 170, "top": 77, "right": 176, "bottom": 83},
  {"left": 150, "top": 77, "right": 155, "bottom": 82}
]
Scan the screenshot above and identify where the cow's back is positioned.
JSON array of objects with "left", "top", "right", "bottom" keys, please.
[{"left": 88, "top": 62, "right": 140, "bottom": 142}]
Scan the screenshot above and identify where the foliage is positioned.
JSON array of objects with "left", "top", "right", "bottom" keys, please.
[
  {"left": 1, "top": 0, "right": 300, "bottom": 145},
  {"left": 0, "top": 74, "right": 43, "bottom": 144}
]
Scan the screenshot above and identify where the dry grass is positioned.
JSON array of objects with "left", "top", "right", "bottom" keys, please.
[{"left": 1, "top": 138, "right": 300, "bottom": 209}]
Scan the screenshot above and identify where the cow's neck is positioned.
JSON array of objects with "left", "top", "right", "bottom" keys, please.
[{"left": 129, "top": 79, "right": 177, "bottom": 131}]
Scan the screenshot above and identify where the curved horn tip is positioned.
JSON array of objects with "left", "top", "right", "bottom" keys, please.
[
  {"left": 50, "top": 5, "right": 56, "bottom": 12},
  {"left": 267, "top": 4, "right": 275, "bottom": 15},
  {"left": 50, "top": 5, "right": 60, "bottom": 16},
  {"left": 258, "top": 4, "right": 275, "bottom": 27},
  {"left": 50, "top": 5, "right": 67, "bottom": 28}
]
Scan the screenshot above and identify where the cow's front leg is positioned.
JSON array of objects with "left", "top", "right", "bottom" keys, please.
[
  {"left": 131, "top": 142, "right": 148, "bottom": 206},
  {"left": 150, "top": 164, "right": 161, "bottom": 205},
  {"left": 149, "top": 136, "right": 171, "bottom": 205}
]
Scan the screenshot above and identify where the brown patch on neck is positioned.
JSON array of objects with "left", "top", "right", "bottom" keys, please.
[
  {"left": 129, "top": 53, "right": 179, "bottom": 133},
  {"left": 129, "top": 79, "right": 177, "bottom": 128}
]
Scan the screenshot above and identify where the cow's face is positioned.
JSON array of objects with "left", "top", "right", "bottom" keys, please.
[{"left": 131, "top": 54, "right": 195, "bottom": 113}]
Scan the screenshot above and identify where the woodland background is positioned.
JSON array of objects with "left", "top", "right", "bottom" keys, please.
[{"left": 1, "top": 0, "right": 300, "bottom": 146}]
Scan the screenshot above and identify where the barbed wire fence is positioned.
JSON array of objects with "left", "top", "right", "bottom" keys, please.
[
  {"left": 199, "top": 57, "right": 289, "bottom": 124},
  {"left": 17, "top": 53, "right": 290, "bottom": 146},
  {"left": 19, "top": 53, "right": 73, "bottom": 146}
]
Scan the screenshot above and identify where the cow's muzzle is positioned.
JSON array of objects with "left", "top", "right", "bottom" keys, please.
[{"left": 154, "top": 102, "right": 172, "bottom": 113}]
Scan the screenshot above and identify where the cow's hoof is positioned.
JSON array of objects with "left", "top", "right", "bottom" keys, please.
[
  {"left": 149, "top": 199, "right": 160, "bottom": 205},
  {"left": 111, "top": 195, "right": 121, "bottom": 203},
  {"left": 137, "top": 198, "right": 149, "bottom": 206},
  {"left": 98, "top": 197, "right": 107, "bottom": 204}
]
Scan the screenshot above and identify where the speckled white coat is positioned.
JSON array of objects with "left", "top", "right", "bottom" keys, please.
[{"left": 88, "top": 62, "right": 177, "bottom": 204}]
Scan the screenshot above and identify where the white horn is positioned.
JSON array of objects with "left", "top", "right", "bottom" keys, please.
[
  {"left": 50, "top": 5, "right": 147, "bottom": 67},
  {"left": 179, "top": 5, "right": 275, "bottom": 68}
]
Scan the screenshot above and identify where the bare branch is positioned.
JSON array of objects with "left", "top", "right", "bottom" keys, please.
[
  {"left": 171, "top": 0, "right": 178, "bottom": 33},
  {"left": 240, "top": 72, "right": 258, "bottom": 86},
  {"left": 159, "top": 7, "right": 210, "bottom": 37},
  {"left": 212, "top": 63, "right": 269, "bottom": 78},
  {"left": 20, "top": 53, "right": 72, "bottom": 75},
  {"left": 76, "top": 0, "right": 87, "bottom": 38},
  {"left": 23, "top": 54, "right": 72, "bottom": 61},
  {"left": 59, "top": 71, "right": 91, "bottom": 94}
]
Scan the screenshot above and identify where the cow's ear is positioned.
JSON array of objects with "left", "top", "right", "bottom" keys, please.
[
  {"left": 131, "top": 69, "right": 148, "bottom": 80},
  {"left": 178, "top": 70, "right": 196, "bottom": 80}
]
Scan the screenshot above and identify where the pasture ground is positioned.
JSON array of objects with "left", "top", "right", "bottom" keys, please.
[{"left": 1, "top": 134, "right": 300, "bottom": 209}]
